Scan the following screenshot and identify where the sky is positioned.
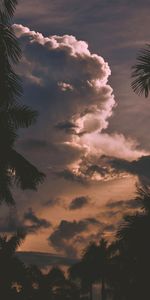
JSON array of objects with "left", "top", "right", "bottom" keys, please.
[{"left": 1, "top": 0, "right": 150, "bottom": 268}]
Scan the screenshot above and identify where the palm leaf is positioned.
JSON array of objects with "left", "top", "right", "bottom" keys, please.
[
  {"left": 0, "top": 0, "right": 18, "bottom": 23},
  {"left": 135, "top": 185, "right": 150, "bottom": 213},
  {"left": 0, "top": 0, "right": 45, "bottom": 205},
  {"left": 7, "top": 104, "right": 38, "bottom": 128},
  {"left": 0, "top": 230, "right": 25, "bottom": 256},
  {"left": 0, "top": 166, "right": 15, "bottom": 204},
  {"left": 7, "top": 230, "right": 26, "bottom": 255},
  {"left": 131, "top": 44, "right": 150, "bottom": 97},
  {"left": 0, "top": 104, "right": 38, "bottom": 129},
  {"left": 0, "top": 62, "right": 22, "bottom": 105},
  {"left": 4, "top": 0, "right": 18, "bottom": 17},
  {"left": 0, "top": 25, "right": 21, "bottom": 63},
  {"left": 8, "top": 149, "right": 45, "bottom": 190}
]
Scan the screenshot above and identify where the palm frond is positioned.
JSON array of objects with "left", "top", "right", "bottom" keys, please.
[
  {"left": 0, "top": 235, "right": 7, "bottom": 250},
  {"left": 131, "top": 44, "right": 150, "bottom": 97},
  {"left": 0, "top": 0, "right": 18, "bottom": 23},
  {"left": 7, "top": 230, "right": 26, "bottom": 255},
  {"left": 8, "top": 149, "right": 45, "bottom": 190},
  {"left": 4, "top": 0, "right": 18, "bottom": 17},
  {"left": 0, "top": 0, "right": 45, "bottom": 206},
  {"left": 0, "top": 181, "right": 15, "bottom": 204},
  {"left": 0, "top": 63, "right": 22, "bottom": 105},
  {"left": 135, "top": 185, "right": 150, "bottom": 213},
  {"left": 0, "top": 25, "right": 21, "bottom": 63},
  {"left": 7, "top": 104, "right": 38, "bottom": 128},
  {"left": 0, "top": 121, "right": 17, "bottom": 146},
  {"left": 0, "top": 230, "right": 25, "bottom": 257},
  {"left": 0, "top": 104, "right": 38, "bottom": 129},
  {"left": 0, "top": 169, "right": 15, "bottom": 204}
]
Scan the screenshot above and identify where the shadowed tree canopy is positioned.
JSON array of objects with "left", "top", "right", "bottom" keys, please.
[
  {"left": 111, "top": 185, "right": 150, "bottom": 300},
  {"left": 0, "top": 0, "right": 45, "bottom": 204},
  {"left": 0, "top": 230, "right": 26, "bottom": 295},
  {"left": 69, "top": 238, "right": 111, "bottom": 300}
]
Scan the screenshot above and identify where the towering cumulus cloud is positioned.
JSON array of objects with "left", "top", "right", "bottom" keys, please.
[{"left": 13, "top": 24, "right": 147, "bottom": 183}]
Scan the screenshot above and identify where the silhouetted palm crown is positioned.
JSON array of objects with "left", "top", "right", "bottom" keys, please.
[
  {"left": 0, "top": 0, "right": 45, "bottom": 204},
  {"left": 113, "top": 186, "right": 150, "bottom": 299},
  {"left": 132, "top": 44, "right": 150, "bottom": 97}
]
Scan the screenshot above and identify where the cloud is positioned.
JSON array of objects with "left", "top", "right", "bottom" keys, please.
[
  {"left": 54, "top": 121, "right": 78, "bottom": 134},
  {"left": 12, "top": 24, "right": 113, "bottom": 149},
  {"left": 17, "top": 251, "right": 78, "bottom": 268},
  {"left": 69, "top": 196, "right": 90, "bottom": 210},
  {"left": 13, "top": 23, "right": 148, "bottom": 186},
  {"left": 58, "top": 82, "right": 74, "bottom": 91},
  {"left": 55, "top": 169, "right": 87, "bottom": 184},
  {"left": 43, "top": 198, "right": 60, "bottom": 207},
  {"left": 24, "top": 208, "right": 51, "bottom": 233},
  {"left": 10, "top": 3, "right": 150, "bottom": 259},
  {"left": 77, "top": 133, "right": 148, "bottom": 161},
  {"left": 69, "top": 154, "right": 150, "bottom": 184},
  {"left": 106, "top": 198, "right": 141, "bottom": 210},
  {"left": 48, "top": 218, "right": 101, "bottom": 257},
  {"left": 0, "top": 208, "right": 51, "bottom": 235},
  {"left": 108, "top": 155, "right": 150, "bottom": 184}
]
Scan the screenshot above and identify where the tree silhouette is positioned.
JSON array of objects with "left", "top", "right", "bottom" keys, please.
[
  {"left": 0, "top": 230, "right": 26, "bottom": 297},
  {"left": 69, "top": 238, "right": 111, "bottom": 300},
  {"left": 0, "top": 0, "right": 45, "bottom": 205},
  {"left": 113, "top": 185, "right": 150, "bottom": 299},
  {"left": 131, "top": 44, "right": 150, "bottom": 97},
  {"left": 47, "top": 267, "right": 80, "bottom": 300}
]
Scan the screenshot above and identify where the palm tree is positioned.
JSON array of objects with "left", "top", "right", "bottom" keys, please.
[
  {"left": 69, "top": 238, "right": 111, "bottom": 300},
  {"left": 0, "top": 230, "right": 26, "bottom": 296},
  {"left": 131, "top": 44, "right": 150, "bottom": 97},
  {"left": 0, "top": 0, "right": 45, "bottom": 204},
  {"left": 53, "top": 278, "right": 80, "bottom": 300},
  {"left": 114, "top": 185, "right": 150, "bottom": 299}
]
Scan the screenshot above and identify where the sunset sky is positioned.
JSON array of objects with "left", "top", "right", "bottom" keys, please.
[{"left": 1, "top": 0, "right": 150, "bottom": 268}]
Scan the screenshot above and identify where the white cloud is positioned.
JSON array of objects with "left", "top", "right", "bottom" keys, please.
[
  {"left": 77, "top": 132, "right": 148, "bottom": 161},
  {"left": 58, "top": 82, "right": 74, "bottom": 91},
  {"left": 13, "top": 24, "right": 148, "bottom": 182}
]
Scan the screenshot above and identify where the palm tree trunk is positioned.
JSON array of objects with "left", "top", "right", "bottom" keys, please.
[
  {"left": 101, "top": 277, "right": 106, "bottom": 300},
  {"left": 89, "top": 284, "right": 93, "bottom": 300}
]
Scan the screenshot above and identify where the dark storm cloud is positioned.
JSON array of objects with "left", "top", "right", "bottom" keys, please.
[
  {"left": 102, "top": 198, "right": 141, "bottom": 221},
  {"left": 50, "top": 219, "right": 88, "bottom": 241},
  {"left": 17, "top": 251, "right": 78, "bottom": 268},
  {"left": 0, "top": 208, "right": 51, "bottom": 235},
  {"left": 43, "top": 198, "right": 60, "bottom": 207},
  {"left": 56, "top": 169, "right": 87, "bottom": 185},
  {"left": 86, "top": 164, "right": 109, "bottom": 177},
  {"left": 24, "top": 208, "right": 51, "bottom": 233},
  {"left": 109, "top": 155, "right": 150, "bottom": 184},
  {"left": 69, "top": 196, "right": 89, "bottom": 210},
  {"left": 48, "top": 218, "right": 101, "bottom": 257},
  {"left": 106, "top": 198, "right": 141, "bottom": 210},
  {"left": 55, "top": 121, "right": 78, "bottom": 134},
  {"left": 79, "top": 154, "right": 150, "bottom": 184}
]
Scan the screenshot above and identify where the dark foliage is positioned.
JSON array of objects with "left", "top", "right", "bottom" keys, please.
[
  {"left": 132, "top": 44, "right": 150, "bottom": 97},
  {"left": 0, "top": 0, "right": 45, "bottom": 204}
]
